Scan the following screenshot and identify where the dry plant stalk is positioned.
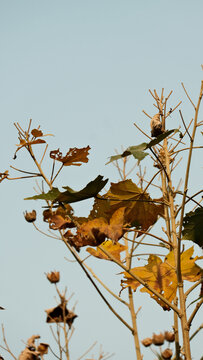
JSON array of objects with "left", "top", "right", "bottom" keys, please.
[{"left": 1, "top": 77, "right": 203, "bottom": 360}]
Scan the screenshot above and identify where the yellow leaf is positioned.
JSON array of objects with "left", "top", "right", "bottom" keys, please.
[{"left": 86, "top": 240, "right": 127, "bottom": 261}]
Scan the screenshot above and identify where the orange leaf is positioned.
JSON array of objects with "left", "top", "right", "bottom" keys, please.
[
  {"left": 50, "top": 146, "right": 90, "bottom": 166},
  {"left": 122, "top": 247, "right": 202, "bottom": 310},
  {"left": 64, "top": 207, "right": 126, "bottom": 250},
  {"left": 87, "top": 240, "right": 127, "bottom": 261}
]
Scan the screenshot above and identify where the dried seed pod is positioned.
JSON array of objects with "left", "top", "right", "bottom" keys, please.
[
  {"left": 161, "top": 348, "right": 173, "bottom": 359},
  {"left": 164, "top": 331, "right": 175, "bottom": 342},
  {"left": 150, "top": 113, "right": 164, "bottom": 137},
  {"left": 152, "top": 332, "right": 165, "bottom": 346},
  {"left": 24, "top": 210, "right": 36, "bottom": 223},
  {"left": 141, "top": 337, "right": 153, "bottom": 347},
  {"left": 46, "top": 271, "right": 60, "bottom": 284}
]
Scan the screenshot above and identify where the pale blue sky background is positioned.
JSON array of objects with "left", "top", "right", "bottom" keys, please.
[{"left": 0, "top": 1, "right": 202, "bottom": 359}]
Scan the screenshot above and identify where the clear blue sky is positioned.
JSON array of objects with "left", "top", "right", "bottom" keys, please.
[{"left": 0, "top": 1, "right": 202, "bottom": 359}]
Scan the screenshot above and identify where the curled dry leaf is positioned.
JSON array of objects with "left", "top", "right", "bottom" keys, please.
[
  {"left": 43, "top": 205, "right": 74, "bottom": 230},
  {"left": 31, "top": 129, "right": 43, "bottom": 138},
  {"left": 14, "top": 138, "right": 46, "bottom": 159},
  {"left": 19, "top": 335, "right": 42, "bottom": 360},
  {"left": 45, "top": 304, "right": 77, "bottom": 328},
  {"left": 50, "top": 145, "right": 91, "bottom": 166},
  {"left": 86, "top": 240, "right": 127, "bottom": 261},
  {"left": 46, "top": 271, "right": 60, "bottom": 283},
  {"left": 64, "top": 207, "right": 126, "bottom": 251}
]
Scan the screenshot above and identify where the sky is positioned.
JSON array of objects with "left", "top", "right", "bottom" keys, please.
[{"left": 0, "top": 0, "right": 202, "bottom": 359}]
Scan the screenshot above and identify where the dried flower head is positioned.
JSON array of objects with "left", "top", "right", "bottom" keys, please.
[
  {"left": 141, "top": 337, "right": 153, "bottom": 347},
  {"left": 24, "top": 210, "right": 36, "bottom": 223},
  {"left": 161, "top": 348, "right": 173, "bottom": 359},
  {"left": 152, "top": 332, "right": 165, "bottom": 346},
  {"left": 164, "top": 331, "right": 175, "bottom": 342},
  {"left": 46, "top": 271, "right": 60, "bottom": 284}
]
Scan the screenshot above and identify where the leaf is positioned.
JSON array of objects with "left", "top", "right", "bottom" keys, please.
[
  {"left": 43, "top": 205, "right": 75, "bottom": 230},
  {"left": 25, "top": 176, "right": 108, "bottom": 203},
  {"left": 87, "top": 240, "right": 127, "bottom": 261},
  {"left": 31, "top": 128, "right": 43, "bottom": 138},
  {"left": 122, "top": 247, "right": 202, "bottom": 309},
  {"left": 106, "top": 129, "right": 178, "bottom": 164},
  {"left": 45, "top": 304, "right": 77, "bottom": 328},
  {"left": 182, "top": 207, "right": 203, "bottom": 248},
  {"left": 50, "top": 146, "right": 91, "bottom": 166},
  {"left": 24, "top": 187, "right": 61, "bottom": 201},
  {"left": 55, "top": 175, "right": 108, "bottom": 204},
  {"left": 100, "top": 179, "right": 164, "bottom": 232},
  {"left": 146, "top": 129, "right": 178, "bottom": 148},
  {"left": 64, "top": 207, "right": 126, "bottom": 250}
]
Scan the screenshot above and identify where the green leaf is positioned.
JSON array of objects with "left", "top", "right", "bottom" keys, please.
[
  {"left": 182, "top": 207, "right": 203, "bottom": 248},
  {"left": 106, "top": 129, "right": 178, "bottom": 164},
  {"left": 146, "top": 129, "right": 178, "bottom": 148},
  {"left": 24, "top": 187, "right": 61, "bottom": 201},
  {"left": 55, "top": 175, "right": 108, "bottom": 204},
  {"left": 25, "top": 176, "right": 108, "bottom": 204}
]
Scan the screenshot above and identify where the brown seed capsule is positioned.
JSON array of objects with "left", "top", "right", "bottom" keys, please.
[
  {"left": 24, "top": 210, "right": 36, "bottom": 223},
  {"left": 161, "top": 348, "right": 173, "bottom": 359},
  {"left": 141, "top": 337, "right": 153, "bottom": 347},
  {"left": 46, "top": 271, "right": 60, "bottom": 284},
  {"left": 150, "top": 113, "right": 164, "bottom": 137},
  {"left": 152, "top": 332, "right": 165, "bottom": 346},
  {"left": 164, "top": 331, "right": 175, "bottom": 342}
]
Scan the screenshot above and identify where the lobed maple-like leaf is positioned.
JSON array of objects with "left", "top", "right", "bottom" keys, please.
[
  {"left": 50, "top": 146, "right": 90, "bottom": 166},
  {"left": 106, "top": 129, "right": 177, "bottom": 164},
  {"left": 93, "top": 179, "right": 164, "bottom": 232},
  {"left": 182, "top": 207, "right": 203, "bottom": 249},
  {"left": 122, "top": 247, "right": 202, "bottom": 310},
  {"left": 86, "top": 240, "right": 127, "bottom": 261}
]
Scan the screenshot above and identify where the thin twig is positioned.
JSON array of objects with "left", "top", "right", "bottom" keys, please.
[
  {"left": 181, "top": 83, "right": 196, "bottom": 109},
  {"left": 189, "top": 323, "right": 203, "bottom": 341},
  {"left": 187, "top": 298, "right": 203, "bottom": 327},
  {"left": 179, "top": 110, "right": 192, "bottom": 141},
  {"left": 77, "top": 341, "right": 97, "bottom": 360}
]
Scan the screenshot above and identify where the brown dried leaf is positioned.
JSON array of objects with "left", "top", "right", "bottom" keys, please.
[
  {"left": 45, "top": 304, "right": 77, "bottom": 328},
  {"left": 43, "top": 205, "right": 74, "bottom": 230},
  {"left": 65, "top": 207, "right": 126, "bottom": 250},
  {"left": 50, "top": 146, "right": 90, "bottom": 166},
  {"left": 31, "top": 129, "right": 43, "bottom": 138}
]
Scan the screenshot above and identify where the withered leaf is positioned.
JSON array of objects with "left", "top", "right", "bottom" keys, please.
[
  {"left": 31, "top": 129, "right": 43, "bottom": 138},
  {"left": 45, "top": 304, "right": 77, "bottom": 328},
  {"left": 43, "top": 205, "right": 74, "bottom": 230},
  {"left": 50, "top": 146, "right": 90, "bottom": 166},
  {"left": 95, "top": 180, "right": 164, "bottom": 232},
  {"left": 65, "top": 207, "right": 126, "bottom": 250},
  {"left": 87, "top": 240, "right": 127, "bottom": 261}
]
